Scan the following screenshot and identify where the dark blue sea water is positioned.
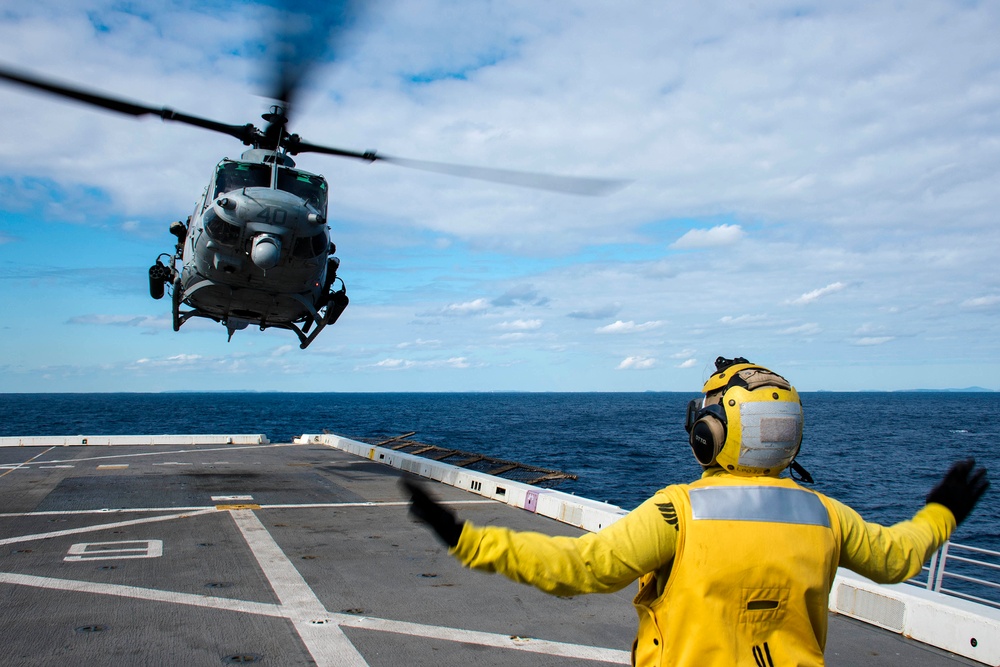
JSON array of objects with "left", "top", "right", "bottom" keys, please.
[{"left": 2, "top": 392, "right": 997, "bottom": 556}]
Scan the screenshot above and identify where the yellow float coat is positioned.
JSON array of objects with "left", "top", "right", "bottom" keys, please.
[{"left": 451, "top": 469, "right": 955, "bottom": 666}]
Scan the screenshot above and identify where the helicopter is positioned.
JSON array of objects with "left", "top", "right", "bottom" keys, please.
[{"left": 0, "top": 60, "right": 623, "bottom": 349}]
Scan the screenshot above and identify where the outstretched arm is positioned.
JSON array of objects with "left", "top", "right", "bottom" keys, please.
[
  {"left": 403, "top": 478, "right": 679, "bottom": 597},
  {"left": 835, "top": 459, "right": 989, "bottom": 583}
]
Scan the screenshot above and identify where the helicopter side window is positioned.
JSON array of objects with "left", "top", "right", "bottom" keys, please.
[
  {"left": 214, "top": 162, "right": 269, "bottom": 197},
  {"left": 204, "top": 209, "right": 241, "bottom": 245},
  {"left": 292, "top": 232, "right": 329, "bottom": 259},
  {"left": 277, "top": 169, "right": 328, "bottom": 210}
]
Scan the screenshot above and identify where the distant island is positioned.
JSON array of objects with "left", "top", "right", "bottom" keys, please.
[{"left": 895, "top": 387, "right": 995, "bottom": 393}]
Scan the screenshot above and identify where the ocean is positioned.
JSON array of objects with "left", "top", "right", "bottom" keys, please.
[{"left": 2, "top": 391, "right": 997, "bottom": 556}]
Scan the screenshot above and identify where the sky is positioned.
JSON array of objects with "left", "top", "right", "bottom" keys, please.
[{"left": 1, "top": 0, "right": 999, "bottom": 393}]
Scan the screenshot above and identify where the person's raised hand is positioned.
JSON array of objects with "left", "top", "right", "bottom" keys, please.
[
  {"left": 926, "top": 459, "right": 990, "bottom": 525},
  {"left": 402, "top": 478, "right": 462, "bottom": 547}
]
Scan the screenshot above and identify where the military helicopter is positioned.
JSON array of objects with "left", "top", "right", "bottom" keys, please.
[{"left": 0, "top": 56, "right": 622, "bottom": 349}]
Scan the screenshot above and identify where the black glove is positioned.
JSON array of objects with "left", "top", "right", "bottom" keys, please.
[
  {"left": 402, "top": 478, "right": 463, "bottom": 547},
  {"left": 926, "top": 458, "right": 990, "bottom": 525}
]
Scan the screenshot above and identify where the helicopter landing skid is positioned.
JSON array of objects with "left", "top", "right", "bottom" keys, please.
[
  {"left": 170, "top": 279, "right": 347, "bottom": 349},
  {"left": 272, "top": 289, "right": 349, "bottom": 349}
]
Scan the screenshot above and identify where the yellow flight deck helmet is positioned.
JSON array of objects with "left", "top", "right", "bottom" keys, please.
[{"left": 685, "top": 356, "right": 808, "bottom": 478}]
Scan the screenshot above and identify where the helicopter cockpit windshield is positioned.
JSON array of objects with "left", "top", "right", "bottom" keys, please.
[
  {"left": 213, "top": 161, "right": 328, "bottom": 211},
  {"left": 278, "top": 169, "right": 328, "bottom": 211}
]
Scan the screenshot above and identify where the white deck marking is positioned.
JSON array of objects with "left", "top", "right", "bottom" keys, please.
[
  {"left": 0, "top": 569, "right": 631, "bottom": 664},
  {"left": 255, "top": 500, "right": 491, "bottom": 509},
  {"left": 0, "top": 446, "right": 55, "bottom": 478},
  {"left": 0, "top": 507, "right": 215, "bottom": 517},
  {"left": 14, "top": 444, "right": 275, "bottom": 466},
  {"left": 230, "top": 508, "right": 369, "bottom": 667},
  {"left": 65, "top": 539, "right": 164, "bottom": 561},
  {"left": 0, "top": 499, "right": 488, "bottom": 519},
  {"left": 0, "top": 509, "right": 215, "bottom": 546},
  {"left": 0, "top": 503, "right": 630, "bottom": 664},
  {"left": 337, "top": 615, "right": 632, "bottom": 664},
  {"left": 0, "top": 572, "right": 284, "bottom": 617}
]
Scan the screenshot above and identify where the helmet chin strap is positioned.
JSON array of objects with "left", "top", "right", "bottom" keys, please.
[{"left": 789, "top": 460, "right": 814, "bottom": 484}]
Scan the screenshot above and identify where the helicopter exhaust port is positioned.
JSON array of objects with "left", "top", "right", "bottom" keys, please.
[{"left": 251, "top": 234, "right": 281, "bottom": 271}]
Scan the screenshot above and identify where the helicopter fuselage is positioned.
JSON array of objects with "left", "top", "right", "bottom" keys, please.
[{"left": 153, "top": 149, "right": 348, "bottom": 348}]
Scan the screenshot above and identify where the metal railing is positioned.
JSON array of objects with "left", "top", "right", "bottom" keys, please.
[{"left": 909, "top": 541, "right": 1000, "bottom": 610}]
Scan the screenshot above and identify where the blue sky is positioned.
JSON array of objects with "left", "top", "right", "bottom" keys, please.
[{"left": 1, "top": 0, "right": 999, "bottom": 392}]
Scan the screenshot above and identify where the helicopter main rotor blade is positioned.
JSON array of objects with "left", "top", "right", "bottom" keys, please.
[
  {"left": 269, "top": 0, "right": 362, "bottom": 107},
  {"left": 288, "top": 138, "right": 628, "bottom": 196},
  {"left": 0, "top": 64, "right": 259, "bottom": 145},
  {"left": 378, "top": 155, "right": 630, "bottom": 196},
  {"left": 262, "top": 0, "right": 366, "bottom": 146}
]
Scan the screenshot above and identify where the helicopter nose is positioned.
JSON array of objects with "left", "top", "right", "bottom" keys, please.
[{"left": 251, "top": 234, "right": 282, "bottom": 270}]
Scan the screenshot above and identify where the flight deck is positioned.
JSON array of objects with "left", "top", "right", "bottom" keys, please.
[{"left": 0, "top": 439, "right": 984, "bottom": 666}]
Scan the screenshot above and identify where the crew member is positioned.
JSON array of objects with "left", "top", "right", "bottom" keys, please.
[{"left": 404, "top": 356, "right": 990, "bottom": 667}]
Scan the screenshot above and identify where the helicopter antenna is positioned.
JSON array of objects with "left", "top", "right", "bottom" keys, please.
[{"left": 263, "top": 105, "right": 288, "bottom": 189}]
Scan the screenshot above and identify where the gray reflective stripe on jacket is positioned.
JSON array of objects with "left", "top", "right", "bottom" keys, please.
[{"left": 689, "top": 486, "right": 831, "bottom": 527}]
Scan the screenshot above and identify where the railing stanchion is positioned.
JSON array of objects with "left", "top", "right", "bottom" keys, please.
[
  {"left": 933, "top": 542, "right": 951, "bottom": 593},
  {"left": 926, "top": 548, "right": 939, "bottom": 590}
]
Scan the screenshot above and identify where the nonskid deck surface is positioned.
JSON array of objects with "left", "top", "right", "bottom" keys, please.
[{"left": 0, "top": 442, "right": 979, "bottom": 666}]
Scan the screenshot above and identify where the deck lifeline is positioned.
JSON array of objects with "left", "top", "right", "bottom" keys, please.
[{"left": 0, "top": 438, "right": 983, "bottom": 666}]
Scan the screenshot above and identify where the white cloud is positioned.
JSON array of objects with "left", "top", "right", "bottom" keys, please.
[
  {"left": 495, "top": 319, "right": 543, "bottom": 331},
  {"left": 854, "top": 336, "right": 895, "bottom": 346},
  {"left": 787, "top": 282, "right": 847, "bottom": 306},
  {"left": 396, "top": 338, "right": 443, "bottom": 349},
  {"left": 676, "top": 358, "right": 698, "bottom": 369},
  {"left": 443, "top": 357, "right": 473, "bottom": 368},
  {"left": 779, "top": 323, "right": 821, "bottom": 336},
  {"left": 440, "top": 299, "right": 491, "bottom": 316},
  {"left": 719, "top": 314, "right": 768, "bottom": 326},
  {"left": 961, "top": 295, "right": 1000, "bottom": 308},
  {"left": 372, "top": 358, "right": 411, "bottom": 370},
  {"left": 595, "top": 320, "right": 663, "bottom": 334},
  {"left": 132, "top": 353, "right": 206, "bottom": 368},
  {"left": 67, "top": 314, "right": 163, "bottom": 328},
  {"left": 671, "top": 224, "right": 745, "bottom": 249},
  {"left": 362, "top": 356, "right": 476, "bottom": 371},
  {"left": 617, "top": 356, "right": 657, "bottom": 370},
  {"left": 854, "top": 323, "right": 883, "bottom": 335}
]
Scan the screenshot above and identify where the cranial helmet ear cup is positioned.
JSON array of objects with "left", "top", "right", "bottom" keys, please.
[{"left": 689, "top": 408, "right": 726, "bottom": 466}]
